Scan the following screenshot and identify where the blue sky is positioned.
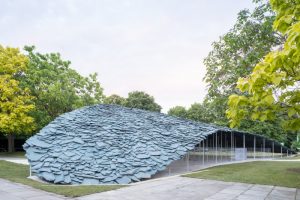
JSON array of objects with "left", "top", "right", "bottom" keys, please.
[{"left": 0, "top": 0, "right": 254, "bottom": 112}]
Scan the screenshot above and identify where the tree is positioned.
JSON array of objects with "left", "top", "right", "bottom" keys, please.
[
  {"left": 227, "top": 0, "right": 300, "bottom": 131},
  {"left": 168, "top": 106, "right": 188, "bottom": 118},
  {"left": 78, "top": 73, "right": 105, "bottom": 107},
  {"left": 186, "top": 103, "right": 209, "bottom": 123},
  {"left": 125, "top": 91, "right": 161, "bottom": 112},
  {"left": 199, "top": 0, "right": 292, "bottom": 143},
  {"left": 104, "top": 94, "right": 127, "bottom": 106},
  {"left": 20, "top": 46, "right": 104, "bottom": 130},
  {"left": 0, "top": 46, "right": 35, "bottom": 152},
  {"left": 203, "top": 0, "right": 284, "bottom": 127}
]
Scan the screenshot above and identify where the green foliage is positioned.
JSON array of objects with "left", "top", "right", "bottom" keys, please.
[
  {"left": 167, "top": 103, "right": 215, "bottom": 123},
  {"left": 104, "top": 94, "right": 126, "bottom": 106},
  {"left": 186, "top": 103, "right": 209, "bottom": 123},
  {"left": 227, "top": 0, "right": 300, "bottom": 131},
  {"left": 204, "top": 1, "right": 282, "bottom": 99},
  {"left": 125, "top": 91, "right": 161, "bottom": 112},
  {"left": 0, "top": 46, "right": 35, "bottom": 136},
  {"left": 199, "top": 0, "right": 293, "bottom": 141},
  {"left": 167, "top": 0, "right": 291, "bottom": 143},
  {"left": 203, "top": 0, "right": 282, "bottom": 124},
  {"left": 291, "top": 139, "right": 300, "bottom": 151},
  {"left": 20, "top": 46, "right": 104, "bottom": 130},
  {"left": 168, "top": 106, "right": 188, "bottom": 118},
  {"left": 239, "top": 120, "right": 287, "bottom": 142}
]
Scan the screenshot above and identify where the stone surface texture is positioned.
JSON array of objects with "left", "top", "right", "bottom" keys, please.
[{"left": 23, "top": 104, "right": 287, "bottom": 185}]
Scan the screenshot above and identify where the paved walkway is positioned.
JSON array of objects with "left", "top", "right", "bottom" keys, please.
[
  {"left": 78, "top": 176, "right": 300, "bottom": 200},
  {"left": 0, "top": 179, "right": 69, "bottom": 200},
  {"left": 0, "top": 157, "right": 29, "bottom": 165},
  {"left": 1, "top": 176, "right": 299, "bottom": 200}
]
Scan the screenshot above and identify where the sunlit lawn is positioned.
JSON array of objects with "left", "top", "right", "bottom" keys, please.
[{"left": 184, "top": 161, "right": 300, "bottom": 188}]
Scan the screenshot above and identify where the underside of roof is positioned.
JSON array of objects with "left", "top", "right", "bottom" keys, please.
[{"left": 23, "top": 104, "right": 291, "bottom": 185}]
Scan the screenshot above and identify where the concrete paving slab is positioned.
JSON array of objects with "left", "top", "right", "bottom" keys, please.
[
  {"left": 0, "top": 179, "right": 69, "bottom": 200},
  {"left": 0, "top": 176, "right": 298, "bottom": 200},
  {"left": 266, "top": 194, "right": 295, "bottom": 200},
  {"left": 274, "top": 186, "right": 297, "bottom": 192},
  {"left": 242, "top": 189, "right": 270, "bottom": 197},
  {"left": 0, "top": 192, "right": 24, "bottom": 200},
  {"left": 269, "top": 189, "right": 296, "bottom": 198},
  {"left": 234, "top": 194, "right": 265, "bottom": 200},
  {"left": 205, "top": 192, "right": 239, "bottom": 200},
  {"left": 219, "top": 188, "right": 245, "bottom": 195},
  {"left": 296, "top": 189, "right": 300, "bottom": 200},
  {"left": 250, "top": 184, "right": 273, "bottom": 191}
]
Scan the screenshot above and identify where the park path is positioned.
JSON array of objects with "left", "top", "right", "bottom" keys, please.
[
  {"left": 0, "top": 157, "right": 29, "bottom": 165},
  {"left": 77, "top": 176, "right": 300, "bottom": 200},
  {"left": 0, "top": 176, "right": 299, "bottom": 200},
  {"left": 0, "top": 178, "right": 70, "bottom": 200}
]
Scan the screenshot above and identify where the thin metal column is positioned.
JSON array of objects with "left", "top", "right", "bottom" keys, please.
[
  {"left": 221, "top": 132, "right": 223, "bottom": 162},
  {"left": 202, "top": 139, "right": 205, "bottom": 166},
  {"left": 186, "top": 152, "right": 190, "bottom": 171},
  {"left": 272, "top": 141, "right": 274, "bottom": 158},
  {"left": 281, "top": 145, "right": 283, "bottom": 158},
  {"left": 225, "top": 134, "right": 228, "bottom": 162},
  {"left": 243, "top": 133, "right": 246, "bottom": 160},
  {"left": 263, "top": 138, "right": 265, "bottom": 159},
  {"left": 206, "top": 136, "right": 209, "bottom": 161},
  {"left": 215, "top": 132, "right": 218, "bottom": 163},
  {"left": 212, "top": 133, "right": 215, "bottom": 162},
  {"left": 254, "top": 136, "right": 256, "bottom": 159},
  {"left": 231, "top": 131, "right": 233, "bottom": 161},
  {"left": 243, "top": 133, "right": 245, "bottom": 148}
]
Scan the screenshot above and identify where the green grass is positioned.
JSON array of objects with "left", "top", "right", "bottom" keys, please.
[
  {"left": 184, "top": 161, "right": 300, "bottom": 188},
  {"left": 0, "top": 161, "right": 125, "bottom": 197},
  {"left": 0, "top": 151, "right": 25, "bottom": 157}
]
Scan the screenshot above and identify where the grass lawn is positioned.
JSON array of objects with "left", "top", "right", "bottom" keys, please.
[
  {"left": 183, "top": 161, "right": 300, "bottom": 188},
  {"left": 0, "top": 151, "right": 25, "bottom": 158},
  {"left": 0, "top": 161, "right": 124, "bottom": 197}
]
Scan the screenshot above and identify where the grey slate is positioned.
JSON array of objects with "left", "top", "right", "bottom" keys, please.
[{"left": 23, "top": 104, "right": 289, "bottom": 185}]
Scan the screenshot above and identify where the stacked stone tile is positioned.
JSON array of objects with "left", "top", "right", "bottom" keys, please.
[{"left": 23, "top": 104, "right": 224, "bottom": 184}]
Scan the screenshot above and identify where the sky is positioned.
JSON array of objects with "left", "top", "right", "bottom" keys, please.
[{"left": 0, "top": 0, "right": 254, "bottom": 112}]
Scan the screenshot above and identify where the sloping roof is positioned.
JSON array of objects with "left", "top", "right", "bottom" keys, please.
[{"left": 23, "top": 104, "right": 289, "bottom": 185}]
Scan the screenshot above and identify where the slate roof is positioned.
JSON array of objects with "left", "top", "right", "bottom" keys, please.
[{"left": 23, "top": 104, "right": 288, "bottom": 185}]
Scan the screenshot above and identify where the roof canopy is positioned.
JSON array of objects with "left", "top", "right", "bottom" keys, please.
[{"left": 23, "top": 104, "right": 290, "bottom": 184}]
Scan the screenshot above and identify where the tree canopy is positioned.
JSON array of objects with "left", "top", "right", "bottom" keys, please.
[
  {"left": 167, "top": 0, "right": 294, "bottom": 144},
  {"left": 168, "top": 106, "right": 187, "bottom": 118},
  {"left": 125, "top": 91, "right": 162, "bottom": 112},
  {"left": 203, "top": 0, "right": 283, "bottom": 126},
  {"left": 227, "top": 0, "right": 300, "bottom": 131},
  {"left": 20, "top": 46, "right": 104, "bottom": 130},
  {"left": 0, "top": 46, "right": 35, "bottom": 151},
  {"left": 104, "top": 94, "right": 126, "bottom": 106}
]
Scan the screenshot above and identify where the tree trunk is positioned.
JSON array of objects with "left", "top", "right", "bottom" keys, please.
[{"left": 7, "top": 134, "right": 15, "bottom": 153}]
